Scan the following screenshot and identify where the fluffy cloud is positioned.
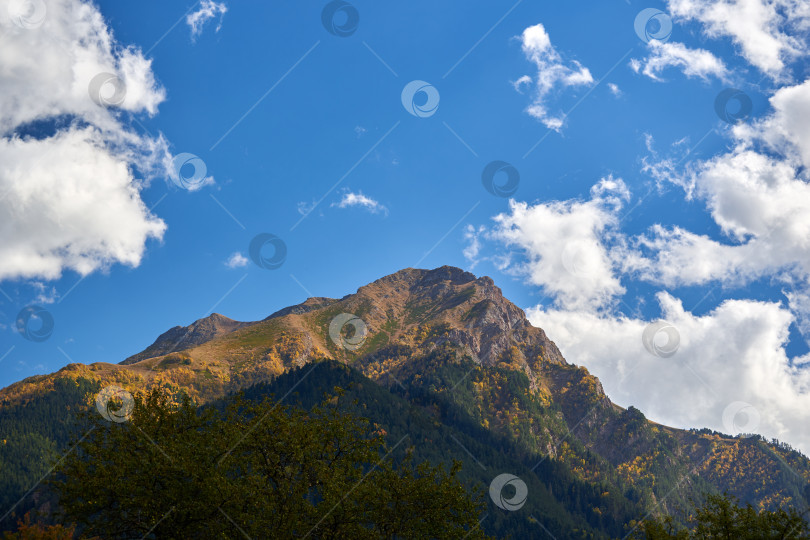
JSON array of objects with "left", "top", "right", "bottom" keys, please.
[
  {"left": 735, "top": 78, "right": 810, "bottom": 167},
  {"left": 514, "top": 23, "right": 594, "bottom": 130},
  {"left": 666, "top": 0, "right": 810, "bottom": 78},
  {"left": 0, "top": 0, "right": 171, "bottom": 282},
  {"left": 631, "top": 41, "right": 728, "bottom": 81},
  {"left": 0, "top": 7, "right": 164, "bottom": 130},
  {"left": 186, "top": 0, "right": 228, "bottom": 40},
  {"left": 625, "top": 79, "right": 810, "bottom": 289},
  {"left": 528, "top": 295, "right": 810, "bottom": 452},
  {"left": 0, "top": 128, "right": 167, "bottom": 281},
  {"left": 484, "top": 177, "right": 628, "bottom": 312},
  {"left": 332, "top": 191, "right": 388, "bottom": 216}
]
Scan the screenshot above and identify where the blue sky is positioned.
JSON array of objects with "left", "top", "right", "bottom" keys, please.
[{"left": 1, "top": 0, "right": 810, "bottom": 452}]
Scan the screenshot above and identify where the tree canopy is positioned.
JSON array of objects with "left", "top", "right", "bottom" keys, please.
[
  {"left": 631, "top": 492, "right": 810, "bottom": 539},
  {"left": 50, "top": 386, "right": 489, "bottom": 539}
]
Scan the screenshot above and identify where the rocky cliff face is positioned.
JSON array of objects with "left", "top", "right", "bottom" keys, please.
[{"left": 335, "top": 266, "right": 567, "bottom": 367}]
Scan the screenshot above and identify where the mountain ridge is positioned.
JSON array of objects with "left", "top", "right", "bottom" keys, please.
[{"left": 1, "top": 265, "right": 809, "bottom": 531}]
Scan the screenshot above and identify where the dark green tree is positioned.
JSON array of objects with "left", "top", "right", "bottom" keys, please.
[
  {"left": 631, "top": 493, "right": 810, "bottom": 539},
  {"left": 51, "top": 386, "right": 489, "bottom": 539}
]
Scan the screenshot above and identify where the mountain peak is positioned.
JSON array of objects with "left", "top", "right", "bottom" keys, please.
[
  {"left": 363, "top": 266, "right": 478, "bottom": 290},
  {"left": 336, "top": 266, "right": 565, "bottom": 367},
  {"left": 121, "top": 312, "right": 250, "bottom": 365},
  {"left": 416, "top": 265, "right": 478, "bottom": 285}
]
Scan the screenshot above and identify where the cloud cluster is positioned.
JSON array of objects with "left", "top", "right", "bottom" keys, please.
[
  {"left": 477, "top": 74, "right": 810, "bottom": 452},
  {"left": 0, "top": 0, "right": 171, "bottom": 282},
  {"left": 513, "top": 23, "right": 594, "bottom": 130},
  {"left": 625, "top": 79, "right": 810, "bottom": 290},
  {"left": 666, "top": 0, "right": 810, "bottom": 78}
]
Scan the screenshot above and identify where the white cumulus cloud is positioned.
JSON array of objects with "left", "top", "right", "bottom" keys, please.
[
  {"left": 486, "top": 176, "right": 629, "bottom": 312},
  {"left": 528, "top": 295, "right": 810, "bottom": 452}
]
